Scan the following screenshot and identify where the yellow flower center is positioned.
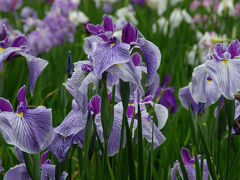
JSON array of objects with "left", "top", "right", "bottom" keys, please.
[
  {"left": 0, "top": 47, "right": 5, "bottom": 53},
  {"left": 110, "top": 43, "right": 116, "bottom": 48},
  {"left": 115, "top": 64, "right": 120, "bottom": 68},
  {"left": 223, "top": 59, "right": 228, "bottom": 66},
  {"left": 207, "top": 80, "right": 211, "bottom": 83},
  {"left": 17, "top": 112, "right": 23, "bottom": 118}
]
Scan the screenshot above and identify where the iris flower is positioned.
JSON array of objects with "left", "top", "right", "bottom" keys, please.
[
  {"left": 171, "top": 147, "right": 212, "bottom": 180},
  {"left": 205, "top": 40, "right": 240, "bottom": 100},
  {"left": 0, "top": 25, "right": 48, "bottom": 94},
  {"left": 4, "top": 151, "right": 68, "bottom": 180},
  {"left": 0, "top": 85, "right": 55, "bottom": 153}
]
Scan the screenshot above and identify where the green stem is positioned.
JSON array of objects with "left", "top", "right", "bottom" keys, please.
[{"left": 32, "top": 154, "right": 41, "bottom": 180}]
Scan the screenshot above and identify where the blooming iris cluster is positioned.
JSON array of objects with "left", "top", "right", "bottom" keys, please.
[
  {"left": 0, "top": 0, "right": 22, "bottom": 12},
  {"left": 179, "top": 39, "right": 240, "bottom": 114},
  {"left": 19, "top": 0, "right": 88, "bottom": 55},
  {"left": 47, "top": 14, "right": 178, "bottom": 162}
]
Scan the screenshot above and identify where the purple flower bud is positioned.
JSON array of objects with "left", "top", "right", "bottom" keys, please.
[
  {"left": 67, "top": 51, "right": 73, "bottom": 78},
  {"left": 121, "top": 23, "right": 138, "bottom": 44}
]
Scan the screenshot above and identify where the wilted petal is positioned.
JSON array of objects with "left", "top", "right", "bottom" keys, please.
[
  {"left": 0, "top": 106, "right": 54, "bottom": 153},
  {"left": 48, "top": 133, "right": 73, "bottom": 162},
  {"left": 92, "top": 42, "right": 130, "bottom": 78},
  {"left": 137, "top": 38, "right": 161, "bottom": 86},
  {"left": 4, "top": 163, "right": 31, "bottom": 180},
  {"left": 0, "top": 97, "right": 13, "bottom": 112},
  {"left": 19, "top": 52, "right": 48, "bottom": 95}
]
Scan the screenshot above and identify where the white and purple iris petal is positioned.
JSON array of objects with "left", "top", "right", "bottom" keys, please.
[
  {"left": 171, "top": 147, "right": 212, "bottom": 180},
  {"left": 178, "top": 84, "right": 199, "bottom": 114},
  {"left": 140, "top": 111, "right": 166, "bottom": 149},
  {"left": 4, "top": 151, "right": 68, "bottom": 180},
  {"left": 49, "top": 100, "right": 88, "bottom": 162},
  {"left": 94, "top": 102, "right": 124, "bottom": 156},
  {"left": 92, "top": 40, "right": 131, "bottom": 78},
  {"left": 64, "top": 61, "right": 97, "bottom": 113},
  {"left": 205, "top": 40, "right": 240, "bottom": 100},
  {"left": 48, "top": 133, "right": 74, "bottom": 163},
  {"left": 191, "top": 64, "right": 220, "bottom": 105},
  {"left": 137, "top": 38, "right": 161, "bottom": 86},
  {"left": 128, "top": 94, "right": 168, "bottom": 149},
  {"left": 0, "top": 85, "right": 55, "bottom": 154}
]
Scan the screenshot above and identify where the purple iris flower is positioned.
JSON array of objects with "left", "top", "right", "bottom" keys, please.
[
  {"left": 86, "top": 14, "right": 114, "bottom": 36},
  {"left": 84, "top": 16, "right": 161, "bottom": 88},
  {"left": 51, "top": 0, "right": 79, "bottom": 16},
  {"left": 171, "top": 147, "right": 212, "bottom": 180},
  {"left": 205, "top": 40, "right": 240, "bottom": 100},
  {"left": 64, "top": 60, "right": 97, "bottom": 112},
  {"left": 43, "top": 11, "right": 76, "bottom": 45},
  {"left": 27, "top": 26, "right": 55, "bottom": 56},
  {"left": 20, "top": 7, "right": 37, "bottom": 20},
  {"left": 0, "top": 25, "right": 48, "bottom": 94},
  {"left": 0, "top": 85, "right": 55, "bottom": 153},
  {"left": 49, "top": 100, "right": 88, "bottom": 162},
  {"left": 191, "top": 63, "right": 220, "bottom": 104},
  {"left": 126, "top": 92, "right": 168, "bottom": 148},
  {"left": 178, "top": 84, "right": 199, "bottom": 115},
  {"left": 4, "top": 151, "right": 68, "bottom": 180},
  {"left": 0, "top": 0, "right": 22, "bottom": 12},
  {"left": 146, "top": 74, "right": 177, "bottom": 113}
]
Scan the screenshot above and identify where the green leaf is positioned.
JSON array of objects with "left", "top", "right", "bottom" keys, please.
[{"left": 198, "top": 124, "right": 218, "bottom": 180}]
